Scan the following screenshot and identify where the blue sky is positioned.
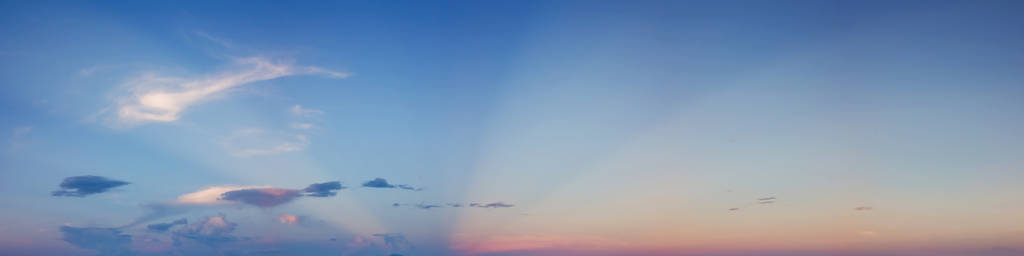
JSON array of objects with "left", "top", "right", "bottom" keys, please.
[{"left": 2, "top": 1, "right": 1024, "bottom": 255}]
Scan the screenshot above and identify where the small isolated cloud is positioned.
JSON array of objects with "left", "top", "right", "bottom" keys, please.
[
  {"left": 470, "top": 202, "right": 515, "bottom": 208},
  {"left": 447, "top": 203, "right": 463, "bottom": 207},
  {"left": 757, "top": 197, "right": 776, "bottom": 201},
  {"left": 279, "top": 214, "right": 300, "bottom": 225},
  {"left": 290, "top": 105, "right": 324, "bottom": 117},
  {"left": 415, "top": 204, "right": 441, "bottom": 210},
  {"left": 362, "top": 178, "right": 395, "bottom": 188},
  {"left": 52, "top": 175, "right": 131, "bottom": 197},
  {"left": 758, "top": 201, "right": 775, "bottom": 204},
  {"left": 362, "top": 178, "right": 422, "bottom": 191},
  {"left": 302, "top": 181, "right": 345, "bottom": 197},
  {"left": 109, "top": 57, "right": 347, "bottom": 126},
  {"left": 147, "top": 218, "right": 187, "bottom": 232},
  {"left": 220, "top": 188, "right": 301, "bottom": 208},
  {"left": 174, "top": 214, "right": 237, "bottom": 247},
  {"left": 397, "top": 184, "right": 423, "bottom": 191},
  {"left": 60, "top": 226, "right": 132, "bottom": 256},
  {"left": 729, "top": 208, "right": 740, "bottom": 211},
  {"left": 854, "top": 206, "right": 873, "bottom": 211}
]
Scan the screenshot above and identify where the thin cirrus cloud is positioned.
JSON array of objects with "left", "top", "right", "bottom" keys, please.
[
  {"left": 222, "top": 128, "right": 311, "bottom": 157},
  {"left": 855, "top": 206, "right": 873, "bottom": 211},
  {"left": 51, "top": 175, "right": 130, "bottom": 197},
  {"left": 108, "top": 57, "right": 348, "bottom": 126}
]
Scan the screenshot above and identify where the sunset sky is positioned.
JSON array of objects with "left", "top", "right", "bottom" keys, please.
[{"left": 1, "top": 1, "right": 1023, "bottom": 255}]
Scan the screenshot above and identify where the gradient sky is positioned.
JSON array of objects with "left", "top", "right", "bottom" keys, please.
[{"left": 2, "top": 1, "right": 1024, "bottom": 255}]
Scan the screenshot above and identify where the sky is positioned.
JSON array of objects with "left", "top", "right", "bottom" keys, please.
[{"left": 1, "top": 0, "right": 1023, "bottom": 255}]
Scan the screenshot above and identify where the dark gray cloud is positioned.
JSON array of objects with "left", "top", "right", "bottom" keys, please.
[
  {"left": 729, "top": 208, "right": 740, "bottom": 211},
  {"left": 220, "top": 188, "right": 301, "bottom": 208},
  {"left": 52, "top": 175, "right": 130, "bottom": 197},
  {"left": 446, "top": 203, "right": 462, "bottom": 207},
  {"left": 302, "top": 181, "right": 345, "bottom": 197},
  {"left": 60, "top": 226, "right": 132, "bottom": 256},
  {"left": 757, "top": 197, "right": 776, "bottom": 201},
  {"left": 362, "top": 178, "right": 395, "bottom": 188},
  {"left": 470, "top": 202, "right": 515, "bottom": 208},
  {"left": 147, "top": 218, "right": 187, "bottom": 232},
  {"left": 174, "top": 214, "right": 237, "bottom": 247}
]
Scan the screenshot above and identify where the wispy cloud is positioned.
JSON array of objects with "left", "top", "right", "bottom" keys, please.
[
  {"left": 147, "top": 218, "right": 187, "bottom": 232},
  {"left": 290, "top": 105, "right": 324, "bottom": 117},
  {"left": 109, "top": 57, "right": 347, "bottom": 126},
  {"left": 222, "top": 129, "right": 310, "bottom": 157},
  {"left": 470, "top": 202, "right": 515, "bottom": 208},
  {"left": 854, "top": 206, "right": 873, "bottom": 211},
  {"left": 52, "top": 175, "right": 131, "bottom": 197}
]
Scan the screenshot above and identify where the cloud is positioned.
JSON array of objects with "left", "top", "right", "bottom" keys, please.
[
  {"left": 290, "top": 105, "right": 324, "bottom": 117},
  {"left": 362, "top": 178, "right": 422, "bottom": 191},
  {"left": 415, "top": 204, "right": 441, "bottom": 210},
  {"left": 373, "top": 233, "right": 412, "bottom": 255},
  {"left": 60, "top": 226, "right": 132, "bottom": 256},
  {"left": 110, "top": 57, "right": 348, "bottom": 126},
  {"left": 757, "top": 197, "right": 776, "bottom": 201},
  {"left": 729, "top": 208, "right": 740, "bottom": 211},
  {"left": 224, "top": 129, "right": 311, "bottom": 157},
  {"left": 758, "top": 201, "right": 775, "bottom": 204},
  {"left": 52, "top": 175, "right": 131, "bottom": 197},
  {"left": 447, "top": 203, "right": 463, "bottom": 207},
  {"left": 147, "top": 218, "right": 187, "bottom": 232},
  {"left": 470, "top": 202, "right": 515, "bottom": 208},
  {"left": 176, "top": 185, "right": 262, "bottom": 205},
  {"left": 362, "top": 178, "right": 395, "bottom": 188},
  {"left": 854, "top": 206, "right": 873, "bottom": 211},
  {"left": 219, "top": 188, "right": 301, "bottom": 208},
  {"left": 174, "top": 214, "right": 238, "bottom": 247},
  {"left": 397, "top": 185, "right": 423, "bottom": 191},
  {"left": 302, "top": 181, "right": 345, "bottom": 197},
  {"left": 278, "top": 214, "right": 300, "bottom": 225}
]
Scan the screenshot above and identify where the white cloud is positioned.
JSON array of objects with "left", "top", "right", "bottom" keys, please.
[
  {"left": 290, "top": 105, "right": 324, "bottom": 117},
  {"left": 110, "top": 57, "right": 348, "bottom": 126}
]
